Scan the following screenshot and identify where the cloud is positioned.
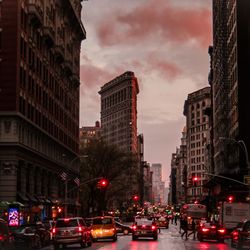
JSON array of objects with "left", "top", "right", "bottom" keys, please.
[{"left": 96, "top": 0, "right": 212, "bottom": 48}]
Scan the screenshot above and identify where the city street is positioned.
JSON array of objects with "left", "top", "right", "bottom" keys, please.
[{"left": 42, "top": 223, "right": 234, "bottom": 250}]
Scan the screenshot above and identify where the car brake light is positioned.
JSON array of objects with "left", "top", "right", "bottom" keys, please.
[
  {"left": 218, "top": 229, "right": 225, "bottom": 234},
  {"left": 0, "top": 235, "right": 3, "bottom": 241},
  {"left": 202, "top": 228, "right": 209, "bottom": 232},
  {"left": 52, "top": 228, "right": 56, "bottom": 234},
  {"left": 132, "top": 225, "right": 137, "bottom": 230},
  {"left": 112, "top": 228, "right": 115, "bottom": 232},
  {"left": 151, "top": 225, "right": 156, "bottom": 230},
  {"left": 64, "top": 218, "right": 70, "bottom": 222},
  {"left": 142, "top": 225, "right": 146, "bottom": 228},
  {"left": 211, "top": 225, "right": 216, "bottom": 229},
  {"left": 233, "top": 231, "right": 239, "bottom": 236},
  {"left": 78, "top": 226, "right": 83, "bottom": 232}
]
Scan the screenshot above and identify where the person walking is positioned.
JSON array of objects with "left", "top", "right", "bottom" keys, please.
[
  {"left": 181, "top": 216, "right": 188, "bottom": 240},
  {"left": 188, "top": 218, "right": 196, "bottom": 240}
]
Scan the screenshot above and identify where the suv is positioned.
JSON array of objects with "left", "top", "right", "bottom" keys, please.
[
  {"left": 52, "top": 217, "right": 92, "bottom": 249},
  {"left": 0, "top": 218, "right": 15, "bottom": 250}
]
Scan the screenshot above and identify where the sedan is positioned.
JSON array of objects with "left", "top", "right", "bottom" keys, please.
[
  {"left": 131, "top": 218, "right": 158, "bottom": 241},
  {"left": 197, "top": 222, "right": 226, "bottom": 243},
  {"left": 231, "top": 220, "right": 250, "bottom": 249},
  {"left": 11, "top": 226, "right": 41, "bottom": 249}
]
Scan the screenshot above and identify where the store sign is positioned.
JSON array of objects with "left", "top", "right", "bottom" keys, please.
[{"left": 8, "top": 206, "right": 20, "bottom": 227}]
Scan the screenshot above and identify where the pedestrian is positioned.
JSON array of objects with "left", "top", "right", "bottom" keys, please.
[
  {"left": 181, "top": 216, "right": 188, "bottom": 240},
  {"left": 174, "top": 215, "right": 178, "bottom": 225},
  {"left": 188, "top": 218, "right": 196, "bottom": 240}
]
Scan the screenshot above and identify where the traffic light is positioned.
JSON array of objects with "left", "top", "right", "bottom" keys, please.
[
  {"left": 97, "top": 178, "right": 109, "bottom": 189},
  {"left": 132, "top": 195, "right": 139, "bottom": 201},
  {"left": 192, "top": 176, "right": 199, "bottom": 186},
  {"left": 227, "top": 195, "right": 234, "bottom": 203}
]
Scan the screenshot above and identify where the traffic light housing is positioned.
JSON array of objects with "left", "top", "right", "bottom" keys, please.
[{"left": 192, "top": 176, "right": 198, "bottom": 186}]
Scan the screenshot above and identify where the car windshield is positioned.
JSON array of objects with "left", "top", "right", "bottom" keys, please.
[{"left": 56, "top": 219, "right": 78, "bottom": 228}]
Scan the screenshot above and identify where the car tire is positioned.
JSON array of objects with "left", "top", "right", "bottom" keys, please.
[
  {"left": 132, "top": 235, "right": 137, "bottom": 241},
  {"left": 153, "top": 235, "right": 158, "bottom": 241},
  {"left": 113, "top": 235, "right": 117, "bottom": 242},
  {"left": 197, "top": 234, "right": 203, "bottom": 242},
  {"left": 218, "top": 239, "right": 224, "bottom": 243},
  {"left": 53, "top": 244, "right": 59, "bottom": 250}
]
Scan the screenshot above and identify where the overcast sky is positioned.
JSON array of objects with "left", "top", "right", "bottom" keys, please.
[{"left": 79, "top": 0, "right": 212, "bottom": 185}]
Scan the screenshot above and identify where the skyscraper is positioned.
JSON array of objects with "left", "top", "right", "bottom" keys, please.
[
  {"left": 212, "top": 0, "right": 250, "bottom": 177},
  {"left": 99, "top": 71, "right": 139, "bottom": 154},
  {"left": 0, "top": 0, "right": 85, "bottom": 219},
  {"left": 99, "top": 71, "right": 140, "bottom": 198}
]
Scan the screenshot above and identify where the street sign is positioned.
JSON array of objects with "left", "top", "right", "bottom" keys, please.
[{"left": 244, "top": 175, "right": 250, "bottom": 185}]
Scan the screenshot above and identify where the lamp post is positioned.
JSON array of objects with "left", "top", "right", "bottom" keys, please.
[{"left": 64, "top": 155, "right": 88, "bottom": 217}]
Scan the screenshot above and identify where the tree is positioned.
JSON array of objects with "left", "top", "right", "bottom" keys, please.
[{"left": 79, "top": 139, "right": 137, "bottom": 216}]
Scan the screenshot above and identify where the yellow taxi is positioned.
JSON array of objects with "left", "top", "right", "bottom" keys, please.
[{"left": 91, "top": 216, "right": 117, "bottom": 242}]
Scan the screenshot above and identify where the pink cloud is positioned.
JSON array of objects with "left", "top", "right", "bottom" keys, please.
[{"left": 96, "top": 0, "right": 212, "bottom": 48}]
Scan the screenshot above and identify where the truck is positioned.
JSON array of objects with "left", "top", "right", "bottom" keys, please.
[
  {"left": 181, "top": 203, "right": 207, "bottom": 219},
  {"left": 219, "top": 202, "right": 250, "bottom": 230}
]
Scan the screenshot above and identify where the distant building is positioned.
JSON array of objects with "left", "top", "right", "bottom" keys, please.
[
  {"left": 151, "top": 163, "right": 165, "bottom": 204},
  {"left": 79, "top": 121, "right": 101, "bottom": 151},
  {"left": 0, "top": 0, "right": 85, "bottom": 220},
  {"left": 183, "top": 87, "right": 211, "bottom": 203}
]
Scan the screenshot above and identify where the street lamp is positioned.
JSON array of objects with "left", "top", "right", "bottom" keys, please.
[
  {"left": 64, "top": 155, "right": 88, "bottom": 217},
  {"left": 219, "top": 137, "right": 250, "bottom": 175}
]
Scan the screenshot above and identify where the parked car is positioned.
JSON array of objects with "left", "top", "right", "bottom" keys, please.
[
  {"left": 115, "top": 221, "right": 132, "bottom": 235},
  {"left": 52, "top": 217, "right": 92, "bottom": 249},
  {"left": 91, "top": 216, "right": 117, "bottom": 242},
  {"left": 131, "top": 217, "right": 158, "bottom": 241},
  {"left": 0, "top": 218, "right": 15, "bottom": 250},
  {"left": 231, "top": 220, "right": 250, "bottom": 249},
  {"left": 197, "top": 222, "right": 226, "bottom": 243},
  {"left": 11, "top": 225, "right": 41, "bottom": 249}
]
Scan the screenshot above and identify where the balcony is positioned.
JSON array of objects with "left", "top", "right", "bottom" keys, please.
[
  {"left": 43, "top": 26, "right": 55, "bottom": 48},
  {"left": 28, "top": 0, "right": 43, "bottom": 27}
]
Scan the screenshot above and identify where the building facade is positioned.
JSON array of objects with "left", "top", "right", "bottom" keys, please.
[
  {"left": 0, "top": 0, "right": 85, "bottom": 221},
  {"left": 79, "top": 121, "right": 101, "bottom": 151},
  {"left": 99, "top": 71, "right": 140, "bottom": 200},
  {"left": 207, "top": 0, "right": 250, "bottom": 203},
  {"left": 183, "top": 87, "right": 211, "bottom": 203},
  {"left": 151, "top": 163, "right": 165, "bottom": 204}
]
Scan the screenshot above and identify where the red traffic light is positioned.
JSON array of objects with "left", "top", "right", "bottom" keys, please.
[
  {"left": 227, "top": 195, "right": 234, "bottom": 203},
  {"left": 193, "top": 177, "right": 198, "bottom": 181},
  {"left": 132, "top": 195, "right": 139, "bottom": 201},
  {"left": 97, "top": 178, "right": 109, "bottom": 188}
]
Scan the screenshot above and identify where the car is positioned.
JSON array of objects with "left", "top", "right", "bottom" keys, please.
[
  {"left": 231, "top": 220, "right": 250, "bottom": 249},
  {"left": 43, "top": 220, "right": 55, "bottom": 240},
  {"left": 30, "top": 222, "right": 51, "bottom": 246},
  {"left": 11, "top": 225, "right": 41, "bottom": 249},
  {"left": 154, "top": 215, "right": 169, "bottom": 229},
  {"left": 115, "top": 221, "right": 132, "bottom": 235},
  {"left": 91, "top": 216, "right": 117, "bottom": 242},
  {"left": 52, "top": 217, "right": 92, "bottom": 249},
  {"left": 0, "top": 218, "right": 15, "bottom": 250},
  {"left": 197, "top": 222, "right": 226, "bottom": 243},
  {"left": 131, "top": 218, "right": 158, "bottom": 241}
]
